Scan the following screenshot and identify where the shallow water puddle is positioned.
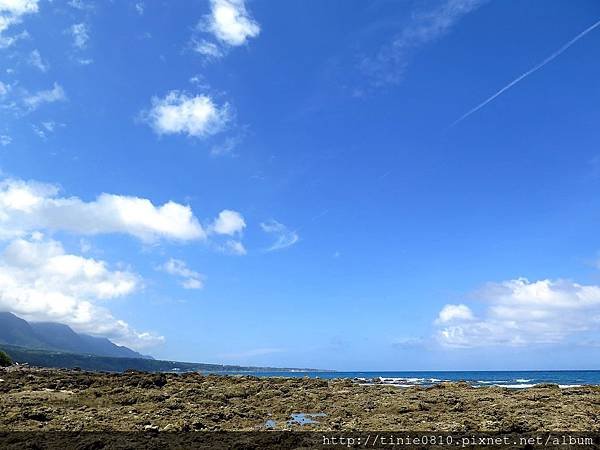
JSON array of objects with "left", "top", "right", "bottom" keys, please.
[{"left": 287, "top": 413, "right": 326, "bottom": 426}]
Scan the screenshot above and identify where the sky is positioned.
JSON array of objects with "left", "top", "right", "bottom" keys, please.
[{"left": 1, "top": 0, "right": 600, "bottom": 371}]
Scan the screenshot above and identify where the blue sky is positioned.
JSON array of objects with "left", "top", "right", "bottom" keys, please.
[{"left": 1, "top": 0, "right": 600, "bottom": 370}]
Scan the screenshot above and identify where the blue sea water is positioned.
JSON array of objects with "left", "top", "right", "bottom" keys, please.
[{"left": 200, "top": 370, "right": 600, "bottom": 388}]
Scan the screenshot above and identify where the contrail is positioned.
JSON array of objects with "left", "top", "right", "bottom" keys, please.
[{"left": 449, "top": 18, "right": 600, "bottom": 128}]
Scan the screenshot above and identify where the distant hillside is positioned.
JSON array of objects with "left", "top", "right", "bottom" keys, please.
[
  {"left": 0, "top": 312, "right": 151, "bottom": 360},
  {"left": 0, "top": 344, "right": 324, "bottom": 373}
]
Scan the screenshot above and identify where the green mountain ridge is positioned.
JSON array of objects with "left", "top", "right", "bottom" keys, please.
[{"left": 0, "top": 312, "right": 151, "bottom": 360}]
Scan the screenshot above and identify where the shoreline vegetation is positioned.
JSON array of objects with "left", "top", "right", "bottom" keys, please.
[{"left": 1, "top": 366, "right": 599, "bottom": 432}]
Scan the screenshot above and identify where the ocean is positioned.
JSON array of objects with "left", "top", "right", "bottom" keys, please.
[{"left": 203, "top": 370, "right": 600, "bottom": 388}]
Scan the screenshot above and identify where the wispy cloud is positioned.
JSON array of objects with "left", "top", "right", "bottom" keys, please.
[
  {"left": 0, "top": 135, "right": 11, "bottom": 146},
  {"left": 192, "top": 39, "right": 224, "bottom": 59},
  {"left": 68, "top": 0, "right": 93, "bottom": 11},
  {"left": 219, "top": 239, "right": 247, "bottom": 255},
  {"left": 28, "top": 49, "right": 49, "bottom": 72},
  {"left": 23, "top": 83, "right": 66, "bottom": 110},
  {"left": 69, "top": 23, "right": 90, "bottom": 49},
  {"left": 160, "top": 258, "right": 204, "bottom": 289},
  {"left": 450, "top": 18, "right": 600, "bottom": 127},
  {"left": 32, "top": 121, "right": 62, "bottom": 139},
  {"left": 0, "top": 81, "right": 9, "bottom": 96},
  {"left": 260, "top": 219, "right": 299, "bottom": 252},
  {"left": 361, "top": 0, "right": 484, "bottom": 87}
]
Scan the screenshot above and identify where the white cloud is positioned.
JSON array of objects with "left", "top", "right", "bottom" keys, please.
[
  {"left": 435, "top": 303, "right": 474, "bottom": 324},
  {"left": 68, "top": 0, "right": 88, "bottom": 10},
  {"left": 436, "top": 278, "right": 600, "bottom": 348},
  {"left": 24, "top": 82, "right": 66, "bottom": 110},
  {"left": 79, "top": 238, "right": 91, "bottom": 253},
  {"left": 0, "top": 0, "right": 38, "bottom": 17},
  {"left": 361, "top": 0, "right": 483, "bottom": 86},
  {"left": 210, "top": 134, "right": 242, "bottom": 156},
  {"left": 204, "top": 0, "right": 260, "bottom": 47},
  {"left": 221, "top": 239, "right": 246, "bottom": 255},
  {"left": 210, "top": 209, "right": 245, "bottom": 235},
  {"left": 32, "top": 125, "right": 45, "bottom": 139},
  {"left": 0, "top": 0, "right": 38, "bottom": 48},
  {"left": 0, "top": 80, "right": 9, "bottom": 95},
  {"left": 135, "top": 2, "right": 144, "bottom": 15},
  {"left": 0, "top": 235, "right": 162, "bottom": 349},
  {"left": 160, "top": 258, "right": 204, "bottom": 290},
  {"left": 28, "top": 49, "right": 48, "bottom": 72},
  {"left": 144, "top": 91, "right": 231, "bottom": 138},
  {"left": 208, "top": 210, "right": 248, "bottom": 255},
  {"left": 69, "top": 23, "right": 89, "bottom": 49},
  {"left": 32, "top": 121, "right": 61, "bottom": 139},
  {"left": 0, "top": 134, "right": 10, "bottom": 146},
  {"left": 192, "top": 39, "right": 224, "bottom": 59},
  {"left": 260, "top": 219, "right": 299, "bottom": 252},
  {"left": 0, "top": 178, "right": 206, "bottom": 242}
]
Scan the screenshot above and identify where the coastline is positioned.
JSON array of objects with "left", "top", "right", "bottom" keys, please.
[{"left": 1, "top": 366, "right": 599, "bottom": 432}]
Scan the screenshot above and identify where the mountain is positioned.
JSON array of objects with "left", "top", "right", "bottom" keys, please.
[
  {"left": 0, "top": 312, "right": 151, "bottom": 360},
  {"left": 0, "top": 312, "right": 48, "bottom": 349},
  {"left": 0, "top": 343, "right": 326, "bottom": 373}
]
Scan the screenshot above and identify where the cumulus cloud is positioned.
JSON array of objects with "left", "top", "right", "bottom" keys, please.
[
  {"left": 160, "top": 258, "right": 203, "bottom": 289},
  {"left": 0, "top": 135, "right": 10, "bottom": 146},
  {"left": 0, "top": 0, "right": 38, "bottom": 47},
  {"left": 0, "top": 0, "right": 38, "bottom": 20},
  {"left": 436, "top": 278, "right": 600, "bottom": 348},
  {"left": 435, "top": 303, "right": 474, "bottom": 324},
  {"left": 260, "top": 219, "right": 299, "bottom": 252},
  {"left": 204, "top": 0, "right": 260, "bottom": 46},
  {"left": 0, "top": 178, "right": 206, "bottom": 242},
  {"left": 23, "top": 83, "right": 66, "bottom": 110},
  {"left": 0, "top": 235, "right": 162, "bottom": 349},
  {"left": 144, "top": 91, "right": 231, "bottom": 138},
  {"left": 192, "top": 0, "right": 259, "bottom": 60},
  {"left": 360, "top": 0, "right": 483, "bottom": 87},
  {"left": 210, "top": 209, "right": 245, "bottom": 235}
]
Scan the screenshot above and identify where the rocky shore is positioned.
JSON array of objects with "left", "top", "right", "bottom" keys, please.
[{"left": 1, "top": 366, "right": 599, "bottom": 432}]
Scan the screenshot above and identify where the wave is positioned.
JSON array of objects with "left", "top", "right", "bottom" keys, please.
[{"left": 500, "top": 384, "right": 536, "bottom": 389}]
